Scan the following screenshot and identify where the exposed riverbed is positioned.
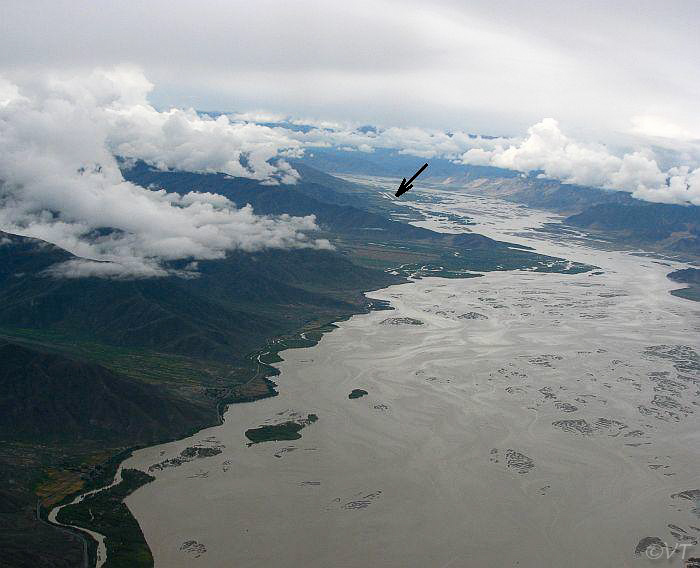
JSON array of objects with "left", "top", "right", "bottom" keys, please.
[{"left": 122, "top": 185, "right": 700, "bottom": 567}]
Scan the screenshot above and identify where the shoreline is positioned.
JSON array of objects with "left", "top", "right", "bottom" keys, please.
[
  {"left": 126, "top": 264, "right": 700, "bottom": 567},
  {"left": 122, "top": 188, "right": 700, "bottom": 568},
  {"left": 49, "top": 257, "right": 695, "bottom": 568},
  {"left": 49, "top": 188, "right": 698, "bottom": 567},
  {"left": 44, "top": 294, "right": 399, "bottom": 567}
]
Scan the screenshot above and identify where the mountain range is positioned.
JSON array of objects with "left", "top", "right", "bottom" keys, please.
[
  {"left": 5, "top": 147, "right": 694, "bottom": 567},
  {"left": 3, "top": 159, "right": 585, "bottom": 567}
]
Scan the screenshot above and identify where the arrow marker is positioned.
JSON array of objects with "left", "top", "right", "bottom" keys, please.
[{"left": 395, "top": 163, "right": 428, "bottom": 197}]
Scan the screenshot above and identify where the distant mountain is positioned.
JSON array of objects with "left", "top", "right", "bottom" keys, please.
[
  {"left": 448, "top": 176, "right": 635, "bottom": 215},
  {"left": 375, "top": 165, "right": 700, "bottom": 259},
  {"left": 122, "top": 160, "right": 437, "bottom": 240},
  {"left": 291, "top": 147, "right": 641, "bottom": 217},
  {"left": 467, "top": 176, "right": 700, "bottom": 258},
  {"left": 298, "top": 146, "right": 518, "bottom": 181},
  {"left": 566, "top": 202, "right": 700, "bottom": 257}
]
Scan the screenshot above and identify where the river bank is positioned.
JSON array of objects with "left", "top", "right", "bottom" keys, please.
[
  {"left": 120, "top": 187, "right": 700, "bottom": 567},
  {"left": 43, "top": 304, "right": 395, "bottom": 567}
]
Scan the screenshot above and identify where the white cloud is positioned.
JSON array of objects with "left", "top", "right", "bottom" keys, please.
[
  {"left": 0, "top": 68, "right": 329, "bottom": 279},
  {"left": 229, "top": 111, "right": 700, "bottom": 205},
  {"left": 634, "top": 167, "right": 700, "bottom": 205},
  {"left": 0, "top": 77, "right": 24, "bottom": 107},
  {"left": 41, "top": 259, "right": 172, "bottom": 280},
  {"left": 630, "top": 115, "right": 699, "bottom": 142},
  {"left": 262, "top": 120, "right": 496, "bottom": 161},
  {"left": 48, "top": 66, "right": 303, "bottom": 183},
  {"left": 460, "top": 118, "right": 700, "bottom": 205},
  {"left": 464, "top": 119, "right": 622, "bottom": 187}
]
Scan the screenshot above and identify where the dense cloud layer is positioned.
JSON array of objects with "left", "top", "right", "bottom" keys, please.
[
  {"left": 0, "top": 68, "right": 328, "bottom": 279},
  {"left": 459, "top": 119, "right": 700, "bottom": 205}
]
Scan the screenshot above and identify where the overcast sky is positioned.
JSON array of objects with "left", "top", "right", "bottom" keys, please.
[{"left": 2, "top": 0, "right": 699, "bottom": 142}]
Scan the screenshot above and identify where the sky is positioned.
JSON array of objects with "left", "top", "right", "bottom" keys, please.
[
  {"left": 2, "top": 0, "right": 699, "bottom": 140},
  {"left": 0, "top": 1, "right": 699, "bottom": 277}
]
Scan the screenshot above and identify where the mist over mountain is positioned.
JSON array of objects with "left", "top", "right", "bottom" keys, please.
[
  {"left": 0, "top": 69, "right": 329, "bottom": 280},
  {"left": 1, "top": 66, "right": 699, "bottom": 284}
]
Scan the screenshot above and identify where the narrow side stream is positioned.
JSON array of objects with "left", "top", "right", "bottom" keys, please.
[{"left": 47, "top": 466, "right": 125, "bottom": 568}]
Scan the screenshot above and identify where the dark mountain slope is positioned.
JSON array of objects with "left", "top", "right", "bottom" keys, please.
[
  {"left": 0, "top": 271, "right": 276, "bottom": 361},
  {"left": 121, "top": 160, "right": 437, "bottom": 240},
  {"left": 0, "top": 341, "right": 214, "bottom": 568},
  {"left": 286, "top": 160, "right": 366, "bottom": 205},
  {"left": 0, "top": 233, "right": 401, "bottom": 362},
  {"left": 495, "top": 180, "right": 635, "bottom": 213},
  {"left": 0, "top": 342, "right": 213, "bottom": 443},
  {"left": 566, "top": 202, "right": 700, "bottom": 256},
  {"left": 0, "top": 231, "right": 74, "bottom": 284},
  {"left": 567, "top": 202, "right": 700, "bottom": 236},
  {"left": 191, "top": 248, "right": 400, "bottom": 302}
]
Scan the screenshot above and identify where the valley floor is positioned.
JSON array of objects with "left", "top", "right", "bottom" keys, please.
[{"left": 119, "top": 187, "right": 700, "bottom": 567}]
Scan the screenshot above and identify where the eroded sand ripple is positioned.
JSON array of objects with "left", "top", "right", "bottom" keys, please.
[{"left": 123, "top": 187, "right": 700, "bottom": 568}]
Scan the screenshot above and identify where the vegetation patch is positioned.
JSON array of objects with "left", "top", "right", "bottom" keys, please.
[
  {"left": 668, "top": 268, "right": 700, "bottom": 303},
  {"left": 349, "top": 389, "right": 368, "bottom": 399},
  {"left": 56, "top": 468, "right": 155, "bottom": 568},
  {"left": 245, "top": 414, "right": 318, "bottom": 445}
]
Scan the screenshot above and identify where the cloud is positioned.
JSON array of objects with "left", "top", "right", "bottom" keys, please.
[
  {"left": 0, "top": 67, "right": 329, "bottom": 279},
  {"left": 2, "top": 0, "right": 698, "bottom": 141},
  {"left": 229, "top": 111, "right": 700, "bottom": 205},
  {"left": 41, "top": 259, "right": 172, "bottom": 280},
  {"left": 460, "top": 118, "right": 700, "bottom": 205},
  {"left": 244, "top": 117, "right": 497, "bottom": 161},
  {"left": 630, "top": 115, "right": 699, "bottom": 142},
  {"left": 49, "top": 66, "right": 303, "bottom": 183}
]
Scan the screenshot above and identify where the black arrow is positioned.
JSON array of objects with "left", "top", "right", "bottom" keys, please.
[{"left": 395, "top": 163, "right": 428, "bottom": 197}]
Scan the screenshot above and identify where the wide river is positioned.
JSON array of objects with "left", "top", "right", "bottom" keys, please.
[{"left": 123, "top": 184, "right": 700, "bottom": 567}]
